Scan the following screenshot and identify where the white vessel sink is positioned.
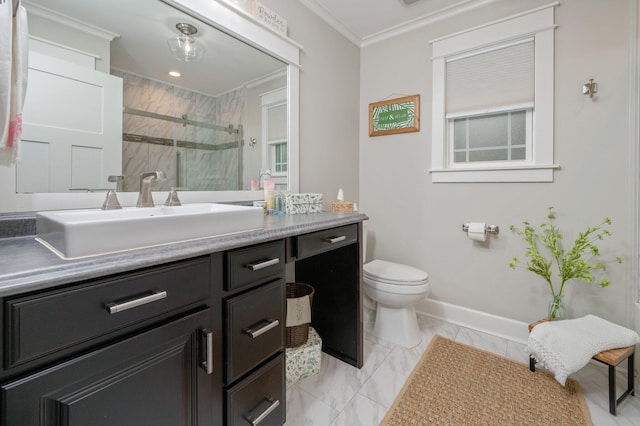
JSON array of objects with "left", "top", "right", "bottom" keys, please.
[{"left": 36, "top": 203, "right": 264, "bottom": 259}]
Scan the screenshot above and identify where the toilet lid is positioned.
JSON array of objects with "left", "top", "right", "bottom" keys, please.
[{"left": 363, "top": 259, "right": 429, "bottom": 286}]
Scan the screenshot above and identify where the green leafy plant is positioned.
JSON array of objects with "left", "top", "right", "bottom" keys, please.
[{"left": 509, "top": 207, "right": 622, "bottom": 319}]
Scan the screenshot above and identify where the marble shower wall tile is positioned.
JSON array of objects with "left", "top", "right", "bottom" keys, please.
[
  {"left": 122, "top": 141, "right": 149, "bottom": 192},
  {"left": 118, "top": 70, "right": 245, "bottom": 191}
]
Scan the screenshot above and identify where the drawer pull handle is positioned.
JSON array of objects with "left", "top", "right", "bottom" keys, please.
[
  {"left": 244, "top": 319, "right": 280, "bottom": 338},
  {"left": 324, "top": 235, "right": 346, "bottom": 244},
  {"left": 246, "top": 258, "right": 280, "bottom": 271},
  {"left": 245, "top": 398, "right": 280, "bottom": 426},
  {"left": 106, "top": 289, "right": 167, "bottom": 314},
  {"left": 200, "top": 328, "right": 213, "bottom": 375}
]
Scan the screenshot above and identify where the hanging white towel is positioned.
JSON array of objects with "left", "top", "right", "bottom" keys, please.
[{"left": 0, "top": 0, "right": 28, "bottom": 165}]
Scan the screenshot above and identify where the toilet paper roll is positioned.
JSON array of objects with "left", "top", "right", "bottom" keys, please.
[{"left": 467, "top": 222, "right": 487, "bottom": 242}]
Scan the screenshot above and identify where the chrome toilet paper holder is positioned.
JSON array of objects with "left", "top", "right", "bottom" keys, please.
[{"left": 462, "top": 223, "right": 499, "bottom": 234}]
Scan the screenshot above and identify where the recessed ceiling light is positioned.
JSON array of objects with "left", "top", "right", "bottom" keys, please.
[{"left": 169, "top": 71, "right": 182, "bottom": 77}]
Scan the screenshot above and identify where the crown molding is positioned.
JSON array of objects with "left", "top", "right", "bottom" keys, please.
[
  {"left": 298, "top": 0, "right": 362, "bottom": 46},
  {"left": 362, "top": 0, "right": 501, "bottom": 47},
  {"left": 301, "top": 0, "right": 506, "bottom": 48}
]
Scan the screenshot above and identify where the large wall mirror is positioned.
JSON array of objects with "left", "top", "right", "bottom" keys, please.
[{"left": 0, "top": 0, "right": 300, "bottom": 212}]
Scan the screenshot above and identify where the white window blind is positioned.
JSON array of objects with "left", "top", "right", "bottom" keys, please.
[{"left": 446, "top": 39, "right": 534, "bottom": 115}]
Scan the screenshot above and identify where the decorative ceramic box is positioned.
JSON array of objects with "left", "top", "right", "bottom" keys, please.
[
  {"left": 285, "top": 327, "right": 322, "bottom": 384},
  {"left": 283, "top": 193, "right": 323, "bottom": 214}
]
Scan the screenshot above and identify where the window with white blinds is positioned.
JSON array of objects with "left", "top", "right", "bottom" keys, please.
[
  {"left": 429, "top": 4, "right": 557, "bottom": 183},
  {"left": 446, "top": 39, "right": 534, "bottom": 116}
]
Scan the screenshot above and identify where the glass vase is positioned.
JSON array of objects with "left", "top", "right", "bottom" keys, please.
[{"left": 548, "top": 294, "right": 566, "bottom": 320}]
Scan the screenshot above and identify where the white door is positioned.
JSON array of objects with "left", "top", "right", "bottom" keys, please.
[{"left": 17, "top": 51, "right": 122, "bottom": 193}]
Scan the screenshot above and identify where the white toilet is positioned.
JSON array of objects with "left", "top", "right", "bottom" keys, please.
[{"left": 362, "top": 225, "right": 430, "bottom": 348}]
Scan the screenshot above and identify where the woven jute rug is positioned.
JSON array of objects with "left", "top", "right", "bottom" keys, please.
[{"left": 380, "top": 335, "right": 592, "bottom": 426}]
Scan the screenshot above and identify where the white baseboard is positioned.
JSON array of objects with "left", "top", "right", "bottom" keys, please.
[{"left": 416, "top": 298, "right": 530, "bottom": 344}]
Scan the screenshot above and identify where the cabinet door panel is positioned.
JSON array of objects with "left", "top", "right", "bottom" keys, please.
[{"left": 1, "top": 309, "right": 213, "bottom": 426}]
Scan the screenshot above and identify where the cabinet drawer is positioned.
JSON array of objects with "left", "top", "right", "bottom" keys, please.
[
  {"left": 226, "top": 280, "right": 284, "bottom": 383},
  {"left": 226, "top": 354, "right": 285, "bottom": 426},
  {"left": 296, "top": 224, "right": 358, "bottom": 260},
  {"left": 226, "top": 240, "right": 285, "bottom": 291},
  {"left": 5, "top": 256, "right": 210, "bottom": 368}
]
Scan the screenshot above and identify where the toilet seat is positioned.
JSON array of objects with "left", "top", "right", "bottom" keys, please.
[{"left": 363, "top": 259, "right": 429, "bottom": 286}]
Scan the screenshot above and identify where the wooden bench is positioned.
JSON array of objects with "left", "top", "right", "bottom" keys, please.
[{"left": 528, "top": 319, "right": 635, "bottom": 415}]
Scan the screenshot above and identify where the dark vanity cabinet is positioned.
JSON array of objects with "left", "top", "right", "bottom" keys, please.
[
  {"left": 0, "top": 219, "right": 364, "bottom": 426},
  {"left": 0, "top": 256, "right": 219, "bottom": 426},
  {"left": 289, "top": 224, "right": 363, "bottom": 368}
]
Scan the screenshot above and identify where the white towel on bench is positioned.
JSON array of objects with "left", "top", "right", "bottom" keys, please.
[{"left": 527, "top": 314, "right": 640, "bottom": 386}]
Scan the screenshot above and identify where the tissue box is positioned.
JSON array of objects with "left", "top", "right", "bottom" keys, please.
[
  {"left": 286, "top": 327, "right": 322, "bottom": 384},
  {"left": 332, "top": 201, "right": 353, "bottom": 213},
  {"left": 283, "top": 193, "right": 323, "bottom": 214}
]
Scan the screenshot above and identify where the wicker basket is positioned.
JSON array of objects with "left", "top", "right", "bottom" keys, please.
[
  {"left": 286, "top": 282, "right": 315, "bottom": 348},
  {"left": 332, "top": 201, "right": 353, "bottom": 213}
]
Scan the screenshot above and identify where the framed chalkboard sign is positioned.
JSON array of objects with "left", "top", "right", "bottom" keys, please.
[{"left": 368, "top": 94, "right": 420, "bottom": 137}]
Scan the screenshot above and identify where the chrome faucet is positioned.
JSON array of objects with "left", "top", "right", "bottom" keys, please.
[
  {"left": 136, "top": 171, "right": 166, "bottom": 207},
  {"left": 164, "top": 187, "right": 187, "bottom": 206},
  {"left": 101, "top": 175, "right": 124, "bottom": 210}
]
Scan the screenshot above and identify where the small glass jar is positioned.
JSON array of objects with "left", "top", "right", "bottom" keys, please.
[{"left": 548, "top": 294, "right": 566, "bottom": 320}]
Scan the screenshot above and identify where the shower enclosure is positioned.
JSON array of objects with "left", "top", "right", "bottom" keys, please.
[{"left": 121, "top": 108, "right": 243, "bottom": 192}]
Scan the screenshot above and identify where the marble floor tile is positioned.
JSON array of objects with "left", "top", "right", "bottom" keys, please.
[
  {"left": 361, "top": 334, "right": 395, "bottom": 377},
  {"left": 415, "top": 314, "right": 460, "bottom": 351},
  {"left": 297, "top": 350, "right": 370, "bottom": 413},
  {"left": 505, "top": 339, "right": 530, "bottom": 364},
  {"left": 330, "top": 394, "right": 387, "bottom": 426},
  {"left": 454, "top": 326, "right": 509, "bottom": 356},
  {"left": 287, "top": 313, "right": 640, "bottom": 425},
  {"left": 285, "top": 385, "right": 338, "bottom": 426},
  {"left": 358, "top": 344, "right": 423, "bottom": 409}
]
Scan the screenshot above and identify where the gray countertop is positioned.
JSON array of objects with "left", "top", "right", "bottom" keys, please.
[{"left": 0, "top": 212, "right": 368, "bottom": 297}]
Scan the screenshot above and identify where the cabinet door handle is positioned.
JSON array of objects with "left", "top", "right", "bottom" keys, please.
[
  {"left": 106, "top": 289, "right": 167, "bottom": 314},
  {"left": 245, "top": 398, "right": 280, "bottom": 426},
  {"left": 243, "top": 319, "right": 279, "bottom": 338},
  {"left": 324, "top": 235, "right": 346, "bottom": 244},
  {"left": 200, "top": 328, "right": 213, "bottom": 375},
  {"left": 246, "top": 258, "right": 280, "bottom": 271}
]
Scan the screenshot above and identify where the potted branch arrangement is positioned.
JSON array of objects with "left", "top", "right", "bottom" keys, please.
[{"left": 509, "top": 207, "right": 622, "bottom": 320}]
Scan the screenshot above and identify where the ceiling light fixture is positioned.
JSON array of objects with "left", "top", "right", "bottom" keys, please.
[
  {"left": 168, "top": 23, "right": 205, "bottom": 62},
  {"left": 168, "top": 71, "right": 182, "bottom": 77}
]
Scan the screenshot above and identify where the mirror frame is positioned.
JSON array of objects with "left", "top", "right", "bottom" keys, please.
[{"left": 0, "top": 0, "right": 300, "bottom": 212}]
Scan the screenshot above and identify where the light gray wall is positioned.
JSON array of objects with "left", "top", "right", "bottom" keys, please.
[
  {"left": 360, "top": 0, "right": 636, "bottom": 326},
  {"left": 259, "top": 0, "right": 360, "bottom": 208}
]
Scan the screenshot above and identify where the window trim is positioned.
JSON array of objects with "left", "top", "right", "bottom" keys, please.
[
  {"left": 261, "top": 87, "right": 288, "bottom": 182},
  {"left": 268, "top": 139, "right": 288, "bottom": 176},
  {"left": 429, "top": 3, "right": 559, "bottom": 183}
]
